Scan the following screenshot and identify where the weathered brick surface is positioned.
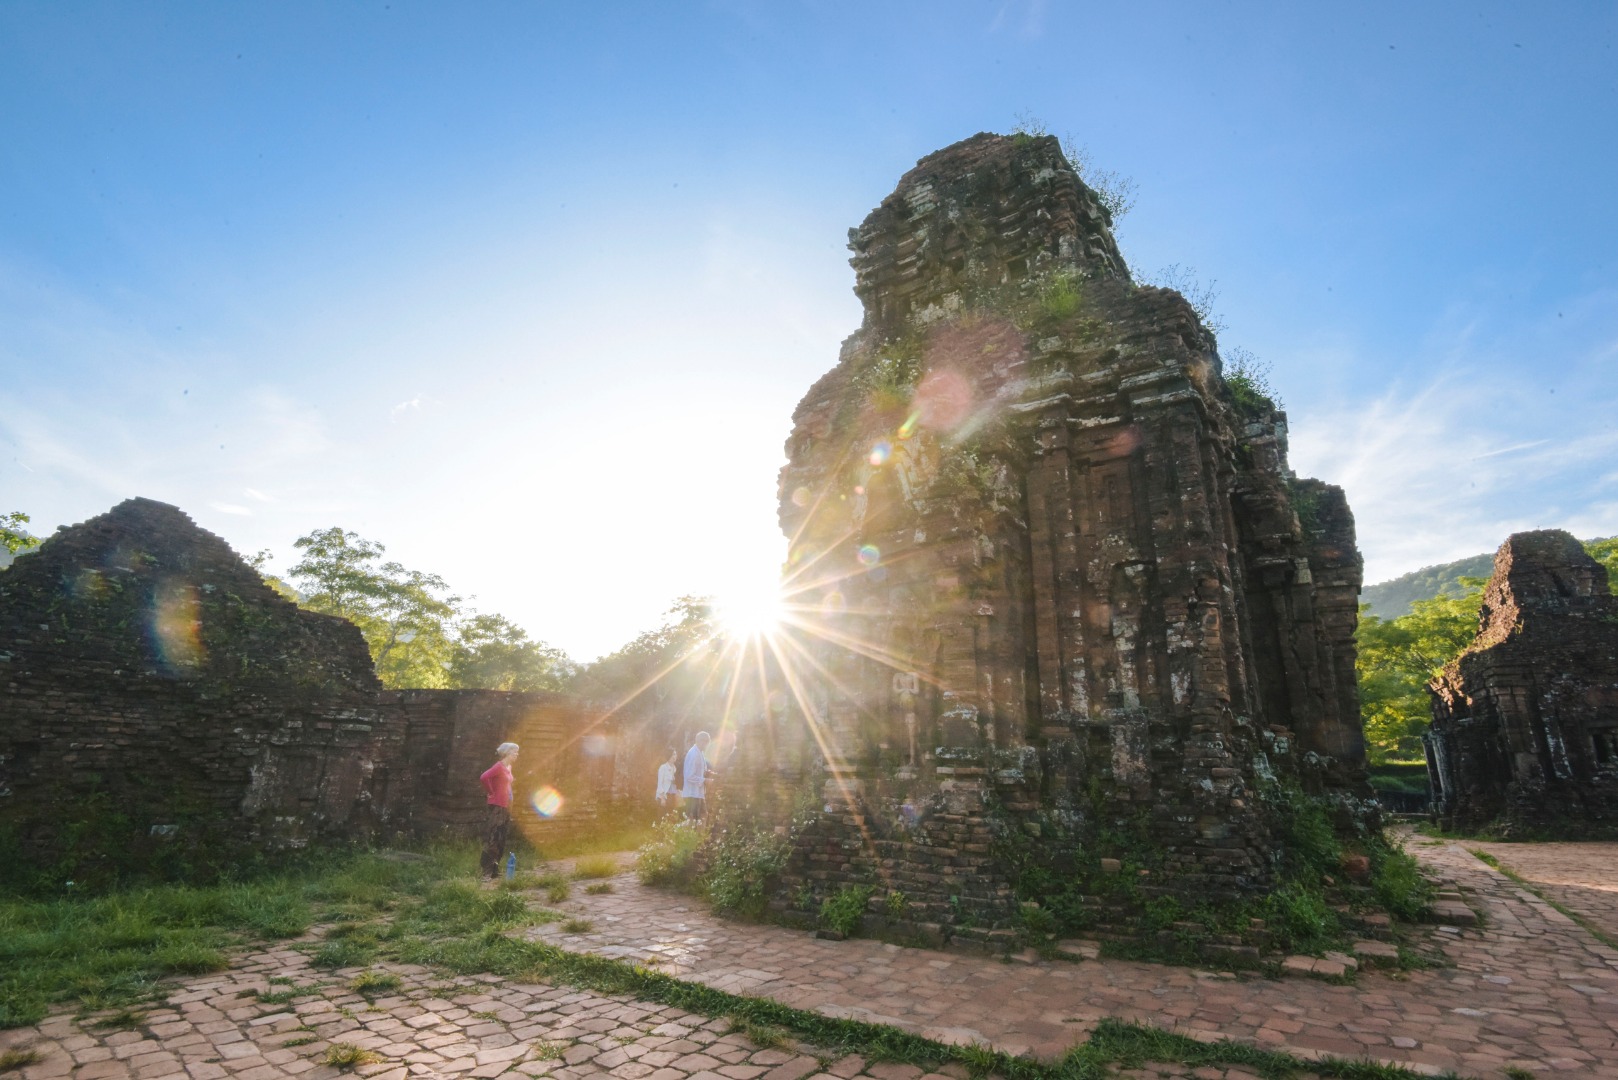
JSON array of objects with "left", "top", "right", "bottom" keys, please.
[
  {"left": 1427, "top": 529, "right": 1618, "bottom": 833},
  {"left": 761, "top": 132, "right": 1370, "bottom": 916},
  {"left": 0, "top": 499, "right": 619, "bottom": 867}
]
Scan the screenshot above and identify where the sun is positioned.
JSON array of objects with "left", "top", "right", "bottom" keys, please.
[{"left": 713, "top": 580, "right": 786, "bottom": 642}]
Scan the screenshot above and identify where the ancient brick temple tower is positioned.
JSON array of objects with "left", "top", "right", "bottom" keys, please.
[
  {"left": 767, "top": 133, "right": 1369, "bottom": 921},
  {"left": 1427, "top": 530, "right": 1618, "bottom": 834}
]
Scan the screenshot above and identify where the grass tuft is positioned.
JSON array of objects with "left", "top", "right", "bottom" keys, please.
[
  {"left": 349, "top": 971, "right": 403, "bottom": 998},
  {"left": 322, "top": 1043, "right": 381, "bottom": 1070},
  {"left": 0, "top": 1050, "right": 43, "bottom": 1073},
  {"left": 570, "top": 855, "right": 620, "bottom": 880}
]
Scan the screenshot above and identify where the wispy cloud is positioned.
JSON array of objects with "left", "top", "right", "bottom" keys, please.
[
  {"left": 390, "top": 395, "right": 424, "bottom": 422},
  {"left": 210, "top": 502, "right": 252, "bottom": 516},
  {"left": 1291, "top": 373, "right": 1618, "bottom": 582}
]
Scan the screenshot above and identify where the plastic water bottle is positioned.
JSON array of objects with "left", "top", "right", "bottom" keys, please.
[{"left": 504, "top": 852, "right": 516, "bottom": 881}]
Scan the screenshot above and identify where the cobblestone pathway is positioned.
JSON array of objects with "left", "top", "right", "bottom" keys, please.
[
  {"left": 3, "top": 839, "right": 1617, "bottom": 1080},
  {"left": 529, "top": 840, "right": 1618, "bottom": 1078},
  {"left": 1464, "top": 840, "right": 1618, "bottom": 945}
]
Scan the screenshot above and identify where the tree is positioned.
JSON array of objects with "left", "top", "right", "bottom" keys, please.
[
  {"left": 449, "top": 612, "right": 576, "bottom": 692},
  {"left": 288, "top": 527, "right": 462, "bottom": 689},
  {"left": 1587, "top": 537, "right": 1618, "bottom": 591},
  {"left": 1357, "top": 578, "right": 1486, "bottom": 762},
  {"left": 247, "top": 549, "right": 300, "bottom": 602},
  {"left": 2, "top": 511, "right": 39, "bottom": 556},
  {"left": 572, "top": 596, "right": 719, "bottom": 707}
]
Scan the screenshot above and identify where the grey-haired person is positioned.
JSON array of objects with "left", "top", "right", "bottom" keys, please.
[{"left": 479, "top": 742, "right": 520, "bottom": 878}]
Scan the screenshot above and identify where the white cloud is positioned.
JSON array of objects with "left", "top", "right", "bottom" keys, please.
[
  {"left": 209, "top": 502, "right": 252, "bottom": 516},
  {"left": 1291, "top": 372, "right": 1618, "bottom": 583}
]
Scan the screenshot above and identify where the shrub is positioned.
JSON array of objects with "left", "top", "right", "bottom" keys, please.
[
  {"left": 1263, "top": 882, "right": 1337, "bottom": 953},
  {"left": 1369, "top": 839, "right": 1432, "bottom": 921},
  {"left": 701, "top": 828, "right": 789, "bottom": 919},
  {"left": 635, "top": 818, "right": 708, "bottom": 888},
  {"left": 818, "top": 885, "right": 872, "bottom": 937}
]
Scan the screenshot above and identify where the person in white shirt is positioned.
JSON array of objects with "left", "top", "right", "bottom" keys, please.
[
  {"left": 681, "top": 732, "right": 713, "bottom": 820},
  {"left": 654, "top": 747, "right": 678, "bottom": 814}
]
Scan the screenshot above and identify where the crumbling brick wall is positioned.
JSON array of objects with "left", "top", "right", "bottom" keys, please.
[
  {"left": 1426, "top": 530, "right": 1618, "bottom": 834},
  {"left": 0, "top": 499, "right": 629, "bottom": 882}
]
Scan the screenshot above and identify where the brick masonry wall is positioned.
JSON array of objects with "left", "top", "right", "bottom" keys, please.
[{"left": 0, "top": 499, "right": 632, "bottom": 877}]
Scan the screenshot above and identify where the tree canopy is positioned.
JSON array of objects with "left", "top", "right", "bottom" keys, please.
[
  {"left": 2, "top": 511, "right": 39, "bottom": 556},
  {"left": 284, "top": 526, "right": 572, "bottom": 691}
]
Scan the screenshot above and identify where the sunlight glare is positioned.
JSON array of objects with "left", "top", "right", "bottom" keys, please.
[{"left": 715, "top": 580, "right": 786, "bottom": 641}]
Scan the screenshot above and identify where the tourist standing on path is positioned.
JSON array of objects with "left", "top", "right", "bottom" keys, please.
[
  {"left": 479, "top": 742, "right": 519, "bottom": 879},
  {"left": 655, "top": 747, "right": 678, "bottom": 814},
  {"left": 682, "top": 732, "right": 713, "bottom": 821}
]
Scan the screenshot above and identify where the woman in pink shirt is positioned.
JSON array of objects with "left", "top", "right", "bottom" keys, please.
[{"left": 479, "top": 742, "right": 519, "bottom": 879}]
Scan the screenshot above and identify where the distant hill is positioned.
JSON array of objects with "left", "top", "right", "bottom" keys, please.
[
  {"left": 1364, "top": 537, "right": 1615, "bottom": 619},
  {"left": 1361, "top": 553, "right": 1495, "bottom": 619}
]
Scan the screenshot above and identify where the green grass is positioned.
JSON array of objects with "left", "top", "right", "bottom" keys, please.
[
  {"left": 570, "top": 854, "right": 621, "bottom": 880},
  {"left": 0, "top": 844, "right": 476, "bottom": 1029},
  {"left": 585, "top": 883, "right": 614, "bottom": 895},
  {"left": 348, "top": 971, "right": 403, "bottom": 997},
  {"left": 2, "top": 835, "right": 1453, "bottom": 1080},
  {"left": 0, "top": 1049, "right": 43, "bottom": 1073},
  {"left": 322, "top": 1042, "right": 381, "bottom": 1070}
]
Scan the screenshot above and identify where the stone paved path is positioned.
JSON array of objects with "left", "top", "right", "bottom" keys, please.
[
  {"left": 5, "top": 839, "right": 1618, "bottom": 1080},
  {"left": 0, "top": 936, "right": 1295, "bottom": 1080},
  {"left": 1465, "top": 840, "right": 1618, "bottom": 945},
  {"left": 529, "top": 841, "right": 1618, "bottom": 1078}
]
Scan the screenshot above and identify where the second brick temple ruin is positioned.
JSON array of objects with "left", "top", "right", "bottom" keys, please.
[{"left": 752, "top": 132, "right": 1371, "bottom": 921}]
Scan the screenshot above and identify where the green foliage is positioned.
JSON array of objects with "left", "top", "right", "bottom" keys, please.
[
  {"left": 312, "top": 935, "right": 378, "bottom": 970},
  {"left": 287, "top": 527, "right": 572, "bottom": 690},
  {"left": 1223, "top": 346, "right": 1282, "bottom": 415},
  {"left": 323, "top": 1043, "right": 381, "bottom": 1070},
  {"left": 1010, "top": 113, "right": 1138, "bottom": 222},
  {"left": 1588, "top": 536, "right": 1618, "bottom": 590},
  {"left": 572, "top": 596, "right": 717, "bottom": 705},
  {"left": 570, "top": 854, "right": 621, "bottom": 880},
  {"left": 1271, "top": 785, "right": 1342, "bottom": 876},
  {"left": 449, "top": 611, "right": 575, "bottom": 692},
  {"left": 1362, "top": 552, "right": 1495, "bottom": 619},
  {"left": 818, "top": 885, "right": 872, "bottom": 937},
  {"left": 855, "top": 353, "right": 920, "bottom": 413},
  {"left": 1135, "top": 263, "right": 1225, "bottom": 335},
  {"left": 0, "top": 847, "right": 464, "bottom": 1029},
  {"left": 700, "top": 828, "right": 789, "bottom": 919},
  {"left": 289, "top": 527, "right": 461, "bottom": 688},
  {"left": 1037, "top": 272, "right": 1082, "bottom": 320},
  {"left": 0, "top": 1050, "right": 43, "bottom": 1073},
  {"left": 349, "top": 970, "right": 403, "bottom": 997},
  {"left": 1357, "top": 579, "right": 1485, "bottom": 761},
  {"left": 1368, "top": 839, "right": 1432, "bottom": 921},
  {"left": 883, "top": 890, "right": 908, "bottom": 919},
  {"left": 634, "top": 818, "right": 709, "bottom": 888},
  {"left": 1, "top": 511, "right": 39, "bottom": 556}
]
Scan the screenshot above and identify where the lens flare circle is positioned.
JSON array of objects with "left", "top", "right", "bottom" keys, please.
[
  {"left": 868, "top": 441, "right": 891, "bottom": 466},
  {"left": 531, "top": 786, "right": 564, "bottom": 818},
  {"left": 857, "top": 544, "right": 881, "bottom": 567}
]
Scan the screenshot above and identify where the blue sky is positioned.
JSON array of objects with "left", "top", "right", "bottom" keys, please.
[{"left": 2, "top": 1, "right": 1615, "bottom": 659}]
